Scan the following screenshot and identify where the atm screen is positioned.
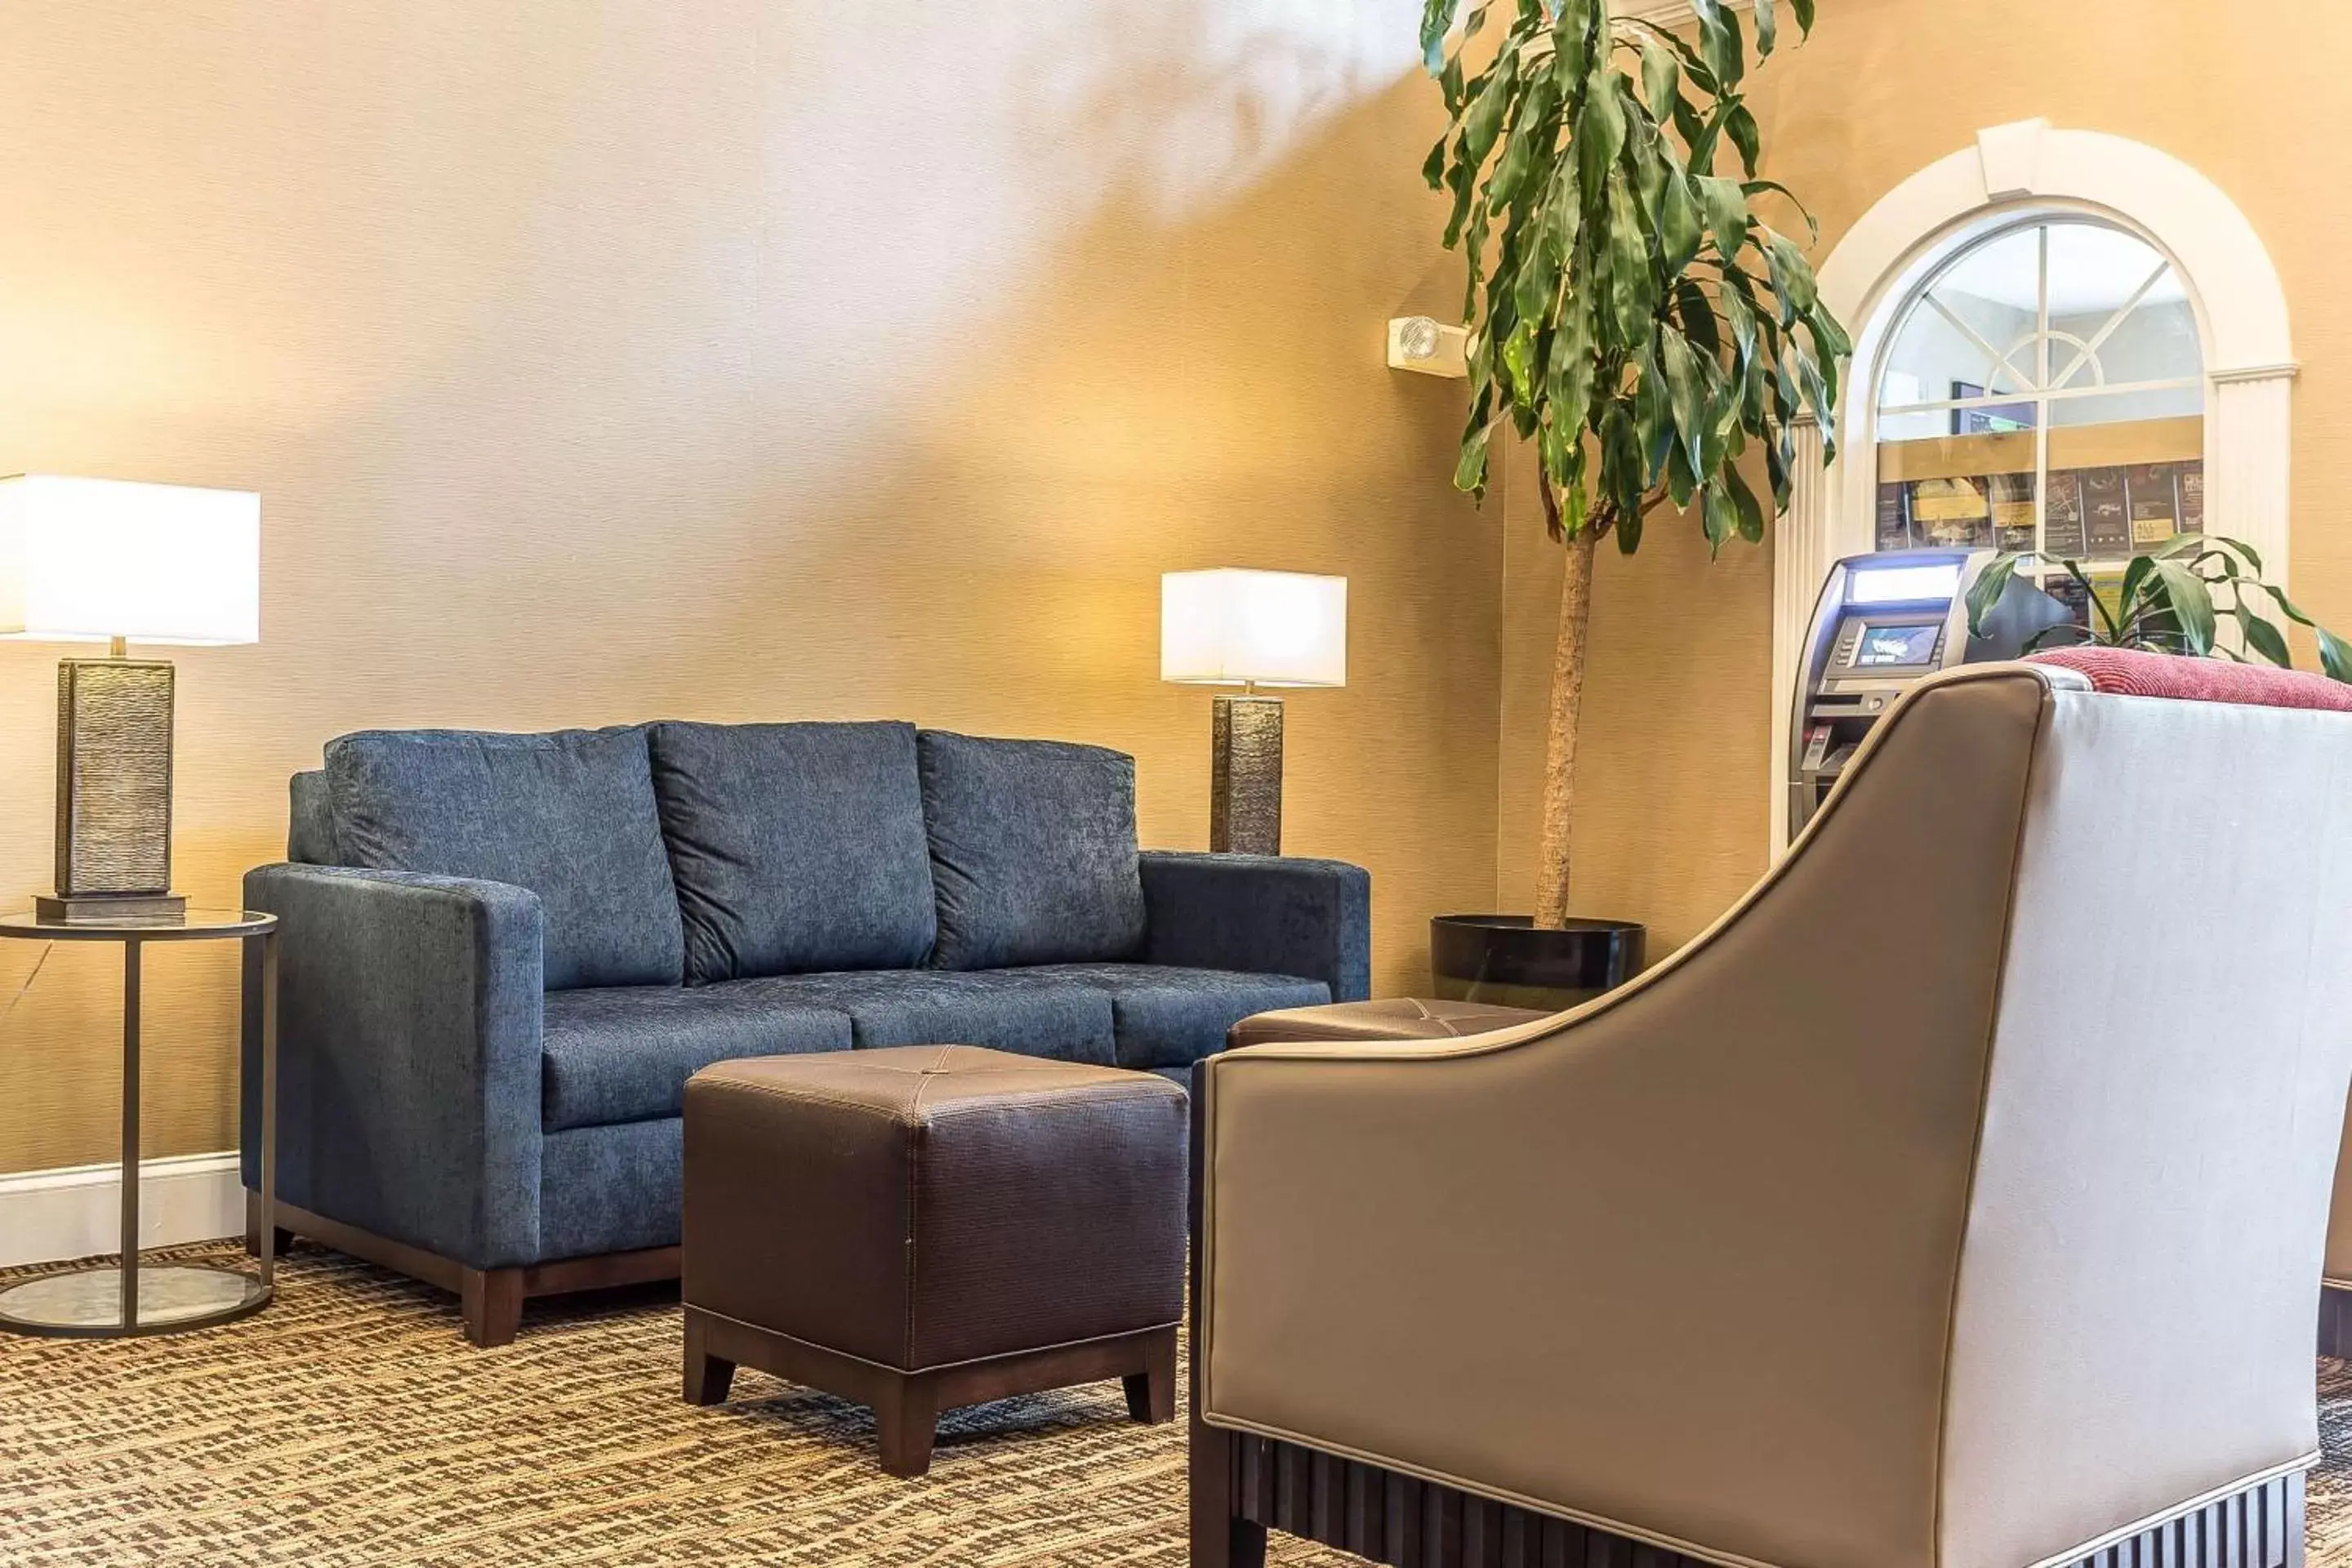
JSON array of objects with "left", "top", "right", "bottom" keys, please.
[{"left": 1853, "top": 623, "right": 1940, "bottom": 667}]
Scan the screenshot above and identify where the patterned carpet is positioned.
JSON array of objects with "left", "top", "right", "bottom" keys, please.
[{"left": 3, "top": 1242, "right": 2352, "bottom": 1566}]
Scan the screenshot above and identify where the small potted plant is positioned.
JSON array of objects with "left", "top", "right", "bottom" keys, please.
[
  {"left": 1415, "top": 0, "right": 1845, "bottom": 1006},
  {"left": 1965, "top": 534, "right": 2351, "bottom": 676}
]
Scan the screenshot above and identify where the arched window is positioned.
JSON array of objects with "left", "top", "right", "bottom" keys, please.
[
  {"left": 1869, "top": 219, "right": 2205, "bottom": 612},
  {"left": 1765, "top": 121, "right": 2295, "bottom": 856}
]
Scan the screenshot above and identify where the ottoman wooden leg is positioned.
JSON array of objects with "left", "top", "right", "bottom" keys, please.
[
  {"left": 683, "top": 1309, "right": 737, "bottom": 1405},
  {"left": 1125, "top": 1325, "right": 1178, "bottom": 1424},
  {"left": 877, "top": 1373, "right": 939, "bottom": 1479}
]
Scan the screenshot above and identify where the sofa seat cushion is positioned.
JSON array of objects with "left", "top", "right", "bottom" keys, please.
[
  {"left": 1012, "top": 964, "right": 1330, "bottom": 1070},
  {"left": 541, "top": 984, "right": 852, "bottom": 1132},
  {"left": 648, "top": 721, "right": 937, "bottom": 983},
  {"left": 917, "top": 731, "right": 1147, "bottom": 969},
  {"left": 743, "top": 969, "right": 1117, "bottom": 1067},
  {"left": 326, "top": 726, "right": 684, "bottom": 990}
]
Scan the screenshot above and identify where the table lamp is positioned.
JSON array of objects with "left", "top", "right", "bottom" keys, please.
[
  {"left": 0, "top": 476, "right": 261, "bottom": 924},
  {"left": 1160, "top": 568, "right": 1346, "bottom": 856}
]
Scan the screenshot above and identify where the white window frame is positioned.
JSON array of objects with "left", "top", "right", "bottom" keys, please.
[{"left": 1767, "top": 120, "right": 2295, "bottom": 857}]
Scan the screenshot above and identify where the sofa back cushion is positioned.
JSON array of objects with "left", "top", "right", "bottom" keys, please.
[
  {"left": 648, "top": 720, "right": 938, "bottom": 982},
  {"left": 287, "top": 770, "right": 337, "bottom": 864},
  {"left": 917, "top": 730, "right": 1147, "bottom": 969},
  {"left": 325, "top": 726, "right": 684, "bottom": 990}
]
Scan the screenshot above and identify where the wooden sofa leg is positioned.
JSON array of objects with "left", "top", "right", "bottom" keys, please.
[
  {"left": 683, "top": 1308, "right": 736, "bottom": 1405},
  {"left": 1125, "top": 1325, "right": 1178, "bottom": 1423},
  {"left": 461, "top": 1267, "right": 524, "bottom": 1348},
  {"left": 876, "top": 1373, "right": 939, "bottom": 1479}
]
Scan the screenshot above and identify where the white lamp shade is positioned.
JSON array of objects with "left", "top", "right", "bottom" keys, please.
[
  {"left": 0, "top": 475, "right": 261, "bottom": 646},
  {"left": 1161, "top": 568, "right": 1346, "bottom": 688}
]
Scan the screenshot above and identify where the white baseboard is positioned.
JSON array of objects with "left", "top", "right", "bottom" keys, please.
[{"left": 0, "top": 1150, "right": 245, "bottom": 1268}]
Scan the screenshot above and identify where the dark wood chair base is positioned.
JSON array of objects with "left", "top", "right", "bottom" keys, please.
[
  {"left": 247, "top": 1192, "right": 680, "bottom": 1348},
  {"left": 1189, "top": 1422, "right": 2305, "bottom": 1568},
  {"left": 684, "top": 1303, "right": 1177, "bottom": 1479},
  {"left": 2319, "top": 1283, "right": 2352, "bottom": 1359}
]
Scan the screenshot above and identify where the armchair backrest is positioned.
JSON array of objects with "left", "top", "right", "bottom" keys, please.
[{"left": 1941, "top": 657, "right": 2352, "bottom": 1566}]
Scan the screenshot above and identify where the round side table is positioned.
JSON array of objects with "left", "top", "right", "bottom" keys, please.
[{"left": 0, "top": 908, "right": 278, "bottom": 1338}]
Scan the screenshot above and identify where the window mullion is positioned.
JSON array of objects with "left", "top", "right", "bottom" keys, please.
[{"left": 2034, "top": 225, "right": 2051, "bottom": 561}]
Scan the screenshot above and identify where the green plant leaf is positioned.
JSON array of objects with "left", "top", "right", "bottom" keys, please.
[
  {"left": 1696, "top": 176, "right": 1749, "bottom": 261},
  {"left": 1753, "top": 0, "right": 1777, "bottom": 54},
  {"left": 1741, "top": 178, "right": 1818, "bottom": 242},
  {"left": 1463, "top": 53, "right": 1519, "bottom": 168},
  {"left": 1576, "top": 66, "right": 1627, "bottom": 198},
  {"left": 1658, "top": 165, "right": 1704, "bottom": 274},
  {"left": 1674, "top": 278, "right": 1722, "bottom": 357},
  {"left": 1701, "top": 479, "right": 1737, "bottom": 555},
  {"left": 1790, "top": 0, "right": 1815, "bottom": 30},
  {"left": 1690, "top": 1, "right": 1744, "bottom": 89},
  {"left": 1964, "top": 554, "right": 2022, "bottom": 637},
  {"left": 1726, "top": 102, "right": 1761, "bottom": 173},
  {"left": 1420, "top": 0, "right": 1458, "bottom": 74},
  {"left": 1547, "top": 305, "right": 1596, "bottom": 420},
  {"left": 2149, "top": 559, "right": 2217, "bottom": 655},
  {"left": 1633, "top": 345, "right": 1672, "bottom": 481},
  {"left": 1639, "top": 38, "right": 1679, "bottom": 120},
  {"left": 1599, "top": 397, "right": 1644, "bottom": 517},
  {"left": 1726, "top": 463, "right": 1766, "bottom": 542},
  {"left": 1539, "top": 413, "right": 1573, "bottom": 489},
  {"left": 1422, "top": 136, "right": 1449, "bottom": 191},
  {"left": 1605, "top": 179, "right": 1652, "bottom": 347},
  {"left": 1719, "top": 282, "right": 1758, "bottom": 369},
  {"left": 1762, "top": 231, "right": 1820, "bottom": 318},
  {"left": 2322, "top": 628, "right": 2352, "bottom": 683},
  {"left": 1453, "top": 420, "right": 1494, "bottom": 494},
  {"left": 1659, "top": 328, "right": 1705, "bottom": 474},
  {"left": 2234, "top": 603, "right": 2293, "bottom": 668},
  {"left": 1503, "top": 319, "right": 1540, "bottom": 408}
]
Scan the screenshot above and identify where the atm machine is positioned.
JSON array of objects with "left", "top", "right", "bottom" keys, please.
[{"left": 1788, "top": 547, "right": 2069, "bottom": 840}]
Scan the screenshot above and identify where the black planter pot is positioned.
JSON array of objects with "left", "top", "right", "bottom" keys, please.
[{"left": 1430, "top": 914, "right": 1646, "bottom": 1013}]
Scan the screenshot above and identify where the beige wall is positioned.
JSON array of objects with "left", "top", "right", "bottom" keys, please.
[
  {"left": 1500, "top": 0, "right": 2352, "bottom": 953},
  {"left": 0, "top": 1, "right": 1503, "bottom": 1174}
]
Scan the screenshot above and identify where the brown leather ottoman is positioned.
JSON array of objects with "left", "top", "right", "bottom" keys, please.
[{"left": 680, "top": 1045, "right": 1187, "bottom": 1477}]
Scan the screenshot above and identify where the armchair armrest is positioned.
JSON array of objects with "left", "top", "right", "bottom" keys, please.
[
  {"left": 1138, "top": 852, "right": 1369, "bottom": 1000},
  {"left": 243, "top": 862, "right": 547, "bottom": 1269}
]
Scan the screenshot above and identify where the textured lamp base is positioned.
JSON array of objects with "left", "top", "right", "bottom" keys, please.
[
  {"left": 1210, "top": 695, "right": 1285, "bottom": 856},
  {"left": 34, "top": 893, "right": 189, "bottom": 926},
  {"left": 53, "top": 657, "right": 178, "bottom": 914}
]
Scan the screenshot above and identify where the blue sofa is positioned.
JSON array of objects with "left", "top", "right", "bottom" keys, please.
[{"left": 241, "top": 720, "right": 1368, "bottom": 1344}]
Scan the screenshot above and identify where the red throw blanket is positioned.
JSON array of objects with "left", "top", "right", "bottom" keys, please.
[{"left": 2025, "top": 645, "right": 2352, "bottom": 712}]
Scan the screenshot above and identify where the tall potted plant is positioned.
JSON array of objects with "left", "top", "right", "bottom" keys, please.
[{"left": 1417, "top": 0, "right": 1848, "bottom": 1005}]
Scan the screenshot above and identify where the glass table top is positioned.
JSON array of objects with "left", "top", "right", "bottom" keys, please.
[{"left": 0, "top": 908, "right": 275, "bottom": 941}]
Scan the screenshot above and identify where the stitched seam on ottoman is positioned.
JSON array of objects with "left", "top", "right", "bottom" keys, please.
[{"left": 919, "top": 1085, "right": 1186, "bottom": 1123}]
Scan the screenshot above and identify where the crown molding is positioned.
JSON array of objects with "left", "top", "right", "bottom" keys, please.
[{"left": 1618, "top": 1, "right": 1751, "bottom": 21}]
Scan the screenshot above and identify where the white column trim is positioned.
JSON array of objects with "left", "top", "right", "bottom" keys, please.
[
  {"left": 1771, "top": 122, "right": 2295, "bottom": 857},
  {"left": 0, "top": 1151, "right": 243, "bottom": 1267}
]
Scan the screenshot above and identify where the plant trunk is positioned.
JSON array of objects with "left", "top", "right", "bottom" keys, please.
[{"left": 1534, "top": 528, "right": 1596, "bottom": 929}]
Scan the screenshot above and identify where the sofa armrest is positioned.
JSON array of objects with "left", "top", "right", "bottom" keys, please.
[
  {"left": 1138, "top": 852, "right": 1370, "bottom": 1000},
  {"left": 243, "top": 862, "right": 547, "bottom": 1269}
]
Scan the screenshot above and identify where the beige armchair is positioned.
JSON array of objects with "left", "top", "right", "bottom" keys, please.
[{"left": 1192, "top": 662, "right": 2352, "bottom": 1568}]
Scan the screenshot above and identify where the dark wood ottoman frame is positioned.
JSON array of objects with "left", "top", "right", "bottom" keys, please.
[{"left": 687, "top": 1307, "right": 1174, "bottom": 1478}]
